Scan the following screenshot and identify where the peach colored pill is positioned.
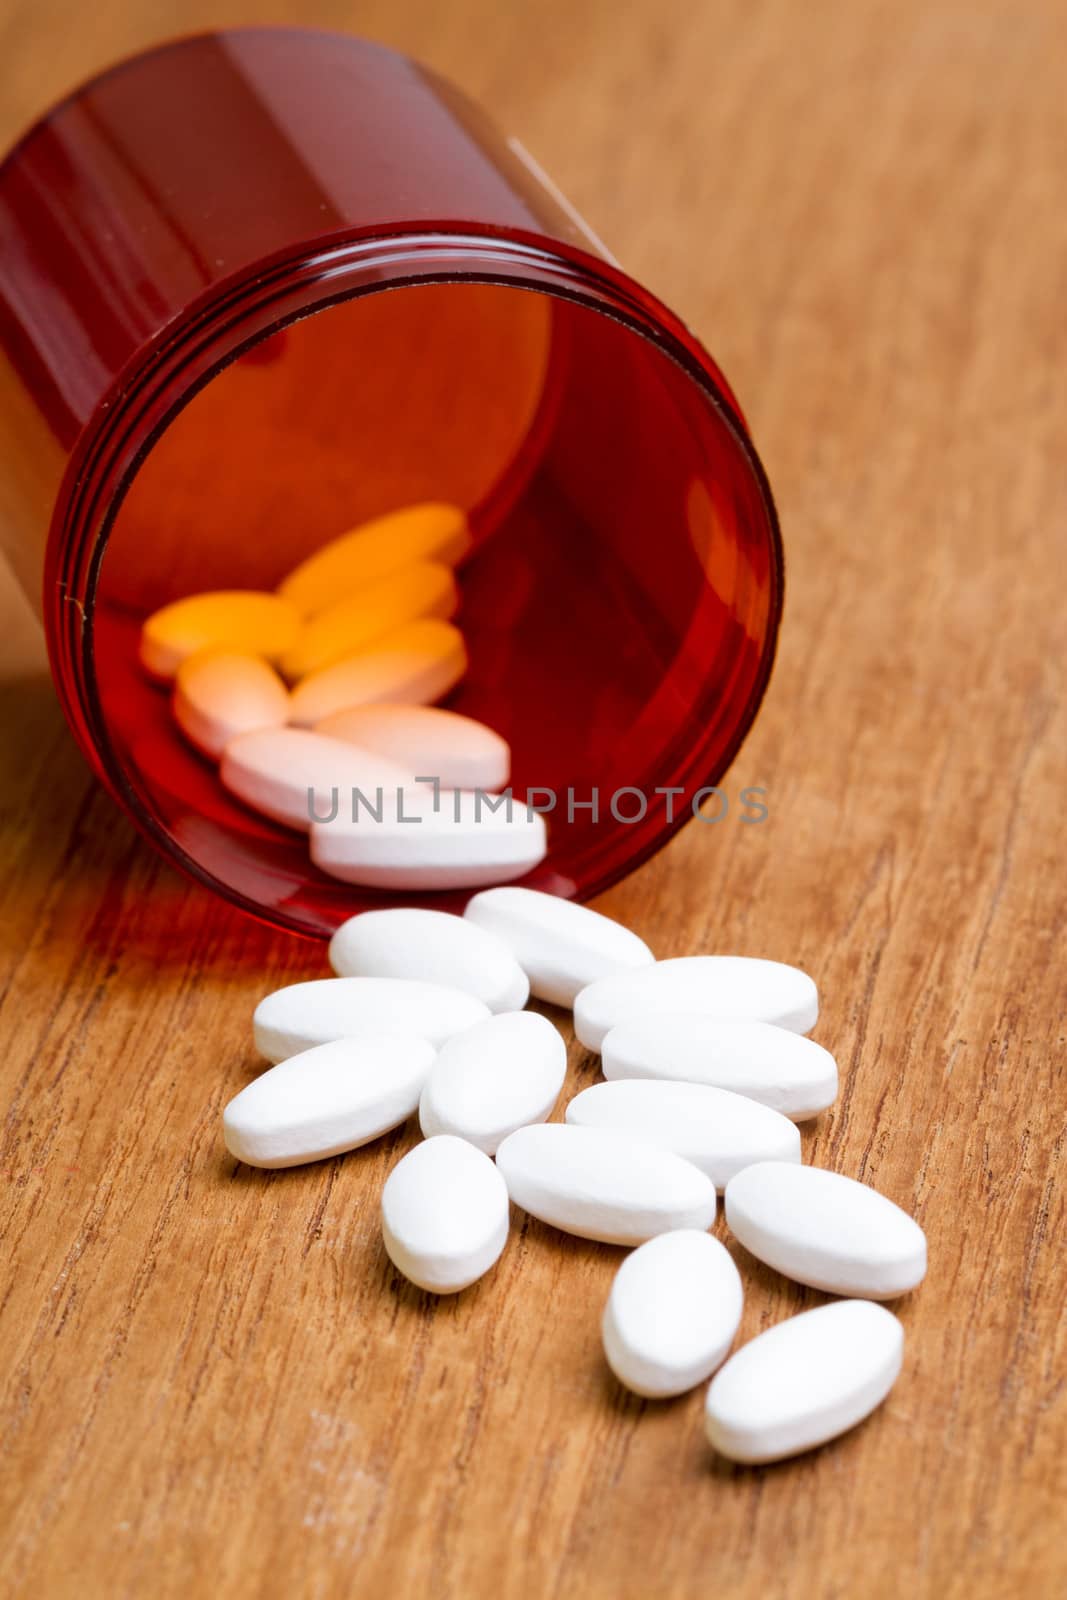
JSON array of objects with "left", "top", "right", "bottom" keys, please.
[
  {"left": 173, "top": 650, "right": 290, "bottom": 760},
  {"left": 278, "top": 502, "right": 471, "bottom": 616},
  {"left": 315, "top": 704, "right": 510, "bottom": 791},
  {"left": 289, "top": 619, "right": 467, "bottom": 727},
  {"left": 220, "top": 727, "right": 420, "bottom": 832},
  {"left": 139, "top": 591, "right": 300, "bottom": 680},
  {"left": 279, "top": 561, "right": 458, "bottom": 681}
]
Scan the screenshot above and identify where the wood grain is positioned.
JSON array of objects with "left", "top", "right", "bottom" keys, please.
[{"left": 1, "top": 1, "right": 1064, "bottom": 1596}]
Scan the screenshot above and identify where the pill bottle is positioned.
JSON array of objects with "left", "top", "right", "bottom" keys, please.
[{"left": 0, "top": 27, "right": 782, "bottom": 938}]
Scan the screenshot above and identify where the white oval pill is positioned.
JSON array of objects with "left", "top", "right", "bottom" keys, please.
[
  {"left": 316, "top": 704, "right": 511, "bottom": 791},
  {"left": 603, "top": 1230, "right": 743, "bottom": 1398},
  {"left": 222, "top": 1033, "right": 435, "bottom": 1168},
  {"left": 602, "top": 1016, "right": 837, "bottom": 1120},
  {"left": 279, "top": 562, "right": 458, "bottom": 681},
  {"left": 495, "top": 1123, "right": 716, "bottom": 1245},
  {"left": 381, "top": 1134, "right": 509, "bottom": 1294},
  {"left": 139, "top": 590, "right": 301, "bottom": 679},
  {"left": 705, "top": 1300, "right": 904, "bottom": 1463},
  {"left": 566, "top": 1080, "right": 801, "bottom": 1189},
  {"left": 279, "top": 502, "right": 471, "bottom": 616},
  {"left": 173, "top": 650, "right": 290, "bottom": 760},
  {"left": 310, "top": 789, "right": 547, "bottom": 891},
  {"left": 463, "top": 887, "right": 654, "bottom": 1007},
  {"left": 253, "top": 977, "right": 489, "bottom": 1063},
  {"left": 220, "top": 727, "right": 418, "bottom": 832},
  {"left": 419, "top": 1011, "right": 567, "bottom": 1154},
  {"left": 574, "top": 957, "right": 819, "bottom": 1052},
  {"left": 724, "top": 1162, "right": 927, "bottom": 1298},
  {"left": 329, "top": 908, "right": 528, "bottom": 1013},
  {"left": 289, "top": 618, "right": 467, "bottom": 727}
]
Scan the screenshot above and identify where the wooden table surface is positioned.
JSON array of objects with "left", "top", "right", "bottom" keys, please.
[{"left": 2, "top": 1, "right": 1064, "bottom": 1595}]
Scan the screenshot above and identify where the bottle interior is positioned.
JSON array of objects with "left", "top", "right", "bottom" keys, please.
[{"left": 91, "top": 281, "right": 777, "bottom": 936}]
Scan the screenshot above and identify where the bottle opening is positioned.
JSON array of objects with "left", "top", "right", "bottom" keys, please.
[{"left": 86, "top": 276, "right": 780, "bottom": 936}]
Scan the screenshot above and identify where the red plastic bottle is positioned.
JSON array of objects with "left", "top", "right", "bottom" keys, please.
[{"left": 0, "top": 27, "right": 782, "bottom": 937}]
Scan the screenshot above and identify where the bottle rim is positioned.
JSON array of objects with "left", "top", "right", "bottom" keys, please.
[{"left": 43, "top": 223, "right": 784, "bottom": 931}]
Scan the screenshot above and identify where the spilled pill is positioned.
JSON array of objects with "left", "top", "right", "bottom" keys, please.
[
  {"left": 139, "top": 590, "right": 301, "bottom": 679},
  {"left": 724, "top": 1161, "right": 927, "bottom": 1298},
  {"left": 705, "top": 1300, "right": 904, "bottom": 1464},
  {"left": 220, "top": 726, "right": 418, "bottom": 832},
  {"left": 253, "top": 976, "right": 489, "bottom": 1063},
  {"left": 279, "top": 561, "right": 458, "bottom": 681},
  {"left": 310, "top": 788, "right": 547, "bottom": 890},
  {"left": 316, "top": 703, "right": 511, "bottom": 792},
  {"left": 289, "top": 618, "right": 467, "bottom": 726},
  {"left": 463, "top": 886, "right": 654, "bottom": 1006},
  {"left": 602, "top": 1230, "right": 744, "bottom": 1398},
  {"left": 565, "top": 1079, "right": 801, "bottom": 1189},
  {"left": 381, "top": 1133, "right": 509, "bottom": 1294},
  {"left": 172, "top": 650, "right": 290, "bottom": 760},
  {"left": 602, "top": 1016, "right": 838, "bottom": 1120},
  {"left": 328, "top": 908, "right": 529, "bottom": 1013},
  {"left": 419, "top": 1010, "right": 567, "bottom": 1155},
  {"left": 495, "top": 1123, "right": 716, "bottom": 1245},
  {"left": 279, "top": 502, "right": 471, "bottom": 616},
  {"left": 574, "top": 957, "right": 819, "bottom": 1052},
  {"left": 222, "top": 1033, "right": 435, "bottom": 1168}
]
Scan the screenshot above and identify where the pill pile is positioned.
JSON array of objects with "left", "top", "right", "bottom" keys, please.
[
  {"left": 139, "top": 502, "right": 547, "bottom": 889},
  {"left": 223, "top": 890, "right": 927, "bottom": 1465}
]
